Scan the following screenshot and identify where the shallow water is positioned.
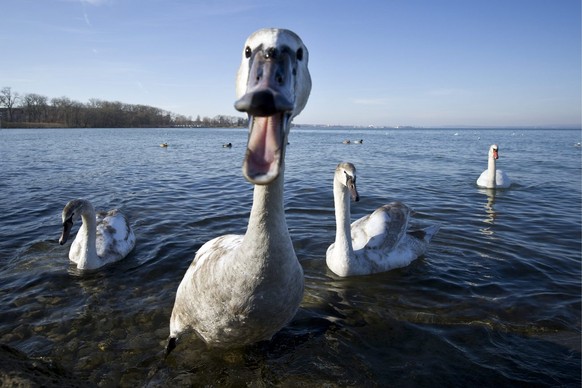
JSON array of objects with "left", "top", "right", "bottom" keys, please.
[{"left": 0, "top": 127, "right": 580, "bottom": 386}]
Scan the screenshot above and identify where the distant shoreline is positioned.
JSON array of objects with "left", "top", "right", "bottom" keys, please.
[{"left": 1, "top": 123, "right": 580, "bottom": 131}]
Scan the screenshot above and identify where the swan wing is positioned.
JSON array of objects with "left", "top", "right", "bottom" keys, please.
[
  {"left": 406, "top": 223, "right": 440, "bottom": 245},
  {"left": 95, "top": 210, "right": 136, "bottom": 261},
  {"left": 360, "top": 222, "right": 440, "bottom": 273},
  {"left": 188, "top": 234, "right": 243, "bottom": 274},
  {"left": 170, "top": 233, "right": 292, "bottom": 348},
  {"left": 351, "top": 202, "right": 411, "bottom": 252}
]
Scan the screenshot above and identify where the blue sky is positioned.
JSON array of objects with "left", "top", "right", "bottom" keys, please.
[{"left": 1, "top": 0, "right": 580, "bottom": 127}]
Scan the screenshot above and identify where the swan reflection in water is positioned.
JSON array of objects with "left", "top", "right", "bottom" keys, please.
[{"left": 479, "top": 188, "right": 497, "bottom": 236}]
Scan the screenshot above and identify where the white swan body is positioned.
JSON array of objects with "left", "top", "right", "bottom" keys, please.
[
  {"left": 326, "top": 163, "right": 440, "bottom": 277},
  {"left": 476, "top": 144, "right": 512, "bottom": 189},
  {"left": 59, "top": 199, "right": 136, "bottom": 270},
  {"left": 167, "top": 28, "right": 311, "bottom": 353}
]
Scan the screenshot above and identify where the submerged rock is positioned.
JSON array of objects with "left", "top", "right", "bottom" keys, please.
[{"left": 0, "top": 343, "right": 88, "bottom": 387}]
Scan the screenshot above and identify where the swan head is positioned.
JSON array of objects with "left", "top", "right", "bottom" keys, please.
[
  {"left": 235, "top": 28, "right": 312, "bottom": 185},
  {"left": 335, "top": 162, "right": 360, "bottom": 202},
  {"left": 59, "top": 199, "right": 90, "bottom": 245},
  {"left": 489, "top": 144, "right": 499, "bottom": 160}
]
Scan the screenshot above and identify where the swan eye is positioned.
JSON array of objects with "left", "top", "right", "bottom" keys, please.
[
  {"left": 296, "top": 48, "right": 303, "bottom": 61},
  {"left": 245, "top": 47, "right": 252, "bottom": 58},
  {"left": 344, "top": 171, "right": 355, "bottom": 186}
]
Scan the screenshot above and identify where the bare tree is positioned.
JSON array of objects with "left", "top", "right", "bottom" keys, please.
[
  {"left": 23, "top": 93, "right": 49, "bottom": 122},
  {"left": 0, "top": 87, "right": 21, "bottom": 121},
  {"left": 0, "top": 87, "right": 247, "bottom": 128},
  {"left": 50, "top": 96, "right": 73, "bottom": 125}
]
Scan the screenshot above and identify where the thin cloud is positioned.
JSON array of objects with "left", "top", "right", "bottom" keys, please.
[{"left": 83, "top": 8, "right": 92, "bottom": 26}]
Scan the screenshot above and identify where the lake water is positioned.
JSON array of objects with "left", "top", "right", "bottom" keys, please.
[{"left": 0, "top": 126, "right": 580, "bottom": 386}]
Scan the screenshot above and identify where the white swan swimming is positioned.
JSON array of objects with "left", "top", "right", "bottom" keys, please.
[
  {"left": 59, "top": 199, "right": 136, "bottom": 270},
  {"left": 326, "top": 163, "right": 440, "bottom": 277},
  {"left": 167, "top": 28, "right": 311, "bottom": 353},
  {"left": 476, "top": 144, "right": 512, "bottom": 189}
]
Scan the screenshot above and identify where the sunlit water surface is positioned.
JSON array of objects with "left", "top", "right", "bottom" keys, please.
[{"left": 0, "top": 127, "right": 580, "bottom": 386}]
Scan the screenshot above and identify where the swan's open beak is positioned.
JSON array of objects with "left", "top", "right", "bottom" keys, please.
[
  {"left": 59, "top": 218, "right": 73, "bottom": 245},
  {"left": 235, "top": 47, "right": 296, "bottom": 185}
]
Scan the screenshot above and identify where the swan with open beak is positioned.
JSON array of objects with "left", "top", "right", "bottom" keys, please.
[
  {"left": 166, "top": 28, "right": 311, "bottom": 355},
  {"left": 235, "top": 28, "right": 311, "bottom": 184}
]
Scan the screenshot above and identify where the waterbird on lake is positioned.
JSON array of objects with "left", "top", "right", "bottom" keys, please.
[
  {"left": 476, "top": 144, "right": 512, "bottom": 189},
  {"left": 59, "top": 199, "right": 136, "bottom": 270},
  {"left": 222, "top": 142, "right": 232, "bottom": 148},
  {"left": 167, "top": 28, "right": 311, "bottom": 354},
  {"left": 160, "top": 143, "right": 168, "bottom": 148},
  {"left": 353, "top": 139, "right": 363, "bottom": 144},
  {"left": 342, "top": 139, "right": 351, "bottom": 144},
  {"left": 326, "top": 163, "right": 440, "bottom": 277}
]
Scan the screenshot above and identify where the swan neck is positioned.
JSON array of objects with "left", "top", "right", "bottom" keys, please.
[
  {"left": 240, "top": 169, "right": 298, "bottom": 278},
  {"left": 248, "top": 170, "right": 286, "bottom": 226},
  {"left": 78, "top": 207, "right": 99, "bottom": 268},
  {"left": 333, "top": 178, "right": 353, "bottom": 255},
  {"left": 487, "top": 152, "right": 497, "bottom": 187},
  {"left": 245, "top": 170, "right": 292, "bottom": 258}
]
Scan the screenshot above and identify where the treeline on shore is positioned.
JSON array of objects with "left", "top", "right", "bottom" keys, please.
[{"left": 0, "top": 87, "right": 247, "bottom": 129}]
